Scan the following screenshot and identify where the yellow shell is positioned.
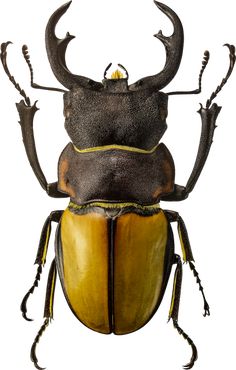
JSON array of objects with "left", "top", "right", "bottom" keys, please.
[{"left": 58, "top": 208, "right": 170, "bottom": 334}]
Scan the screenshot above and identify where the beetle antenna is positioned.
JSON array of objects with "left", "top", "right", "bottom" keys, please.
[
  {"left": 22, "top": 45, "right": 34, "bottom": 87},
  {"left": 168, "top": 50, "right": 210, "bottom": 96},
  {"left": 0, "top": 42, "right": 31, "bottom": 106},
  {"left": 22, "top": 45, "right": 67, "bottom": 93},
  {"left": 206, "top": 44, "right": 235, "bottom": 108},
  {"left": 198, "top": 51, "right": 210, "bottom": 93}
]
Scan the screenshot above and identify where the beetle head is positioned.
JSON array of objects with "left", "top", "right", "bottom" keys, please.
[{"left": 46, "top": 1, "right": 183, "bottom": 92}]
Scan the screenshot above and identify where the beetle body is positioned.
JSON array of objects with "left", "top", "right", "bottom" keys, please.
[
  {"left": 56, "top": 72, "right": 175, "bottom": 335},
  {"left": 1, "top": 1, "right": 235, "bottom": 369}
]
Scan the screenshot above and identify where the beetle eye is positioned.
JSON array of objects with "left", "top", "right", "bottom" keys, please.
[
  {"left": 159, "top": 107, "right": 167, "bottom": 121},
  {"left": 64, "top": 107, "right": 71, "bottom": 119}
]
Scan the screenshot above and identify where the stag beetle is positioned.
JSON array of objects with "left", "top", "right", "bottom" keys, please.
[{"left": 1, "top": 1, "right": 235, "bottom": 369}]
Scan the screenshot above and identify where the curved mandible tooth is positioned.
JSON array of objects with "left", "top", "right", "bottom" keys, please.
[
  {"left": 46, "top": 1, "right": 102, "bottom": 90},
  {"left": 57, "top": 32, "right": 75, "bottom": 70},
  {"left": 129, "top": 1, "right": 184, "bottom": 91},
  {"left": 46, "top": 1, "right": 73, "bottom": 64},
  {"left": 46, "top": 1, "right": 72, "bottom": 43},
  {"left": 154, "top": 30, "right": 171, "bottom": 46},
  {"left": 154, "top": 0, "right": 182, "bottom": 38}
]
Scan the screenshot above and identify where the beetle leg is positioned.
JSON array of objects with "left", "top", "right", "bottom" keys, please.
[
  {"left": 162, "top": 102, "right": 221, "bottom": 201},
  {"left": 16, "top": 100, "right": 69, "bottom": 198},
  {"left": 169, "top": 254, "right": 198, "bottom": 370},
  {"left": 188, "top": 262, "right": 210, "bottom": 317},
  {"left": 21, "top": 211, "right": 62, "bottom": 321},
  {"left": 165, "top": 210, "right": 210, "bottom": 316},
  {"left": 31, "top": 259, "right": 57, "bottom": 370}
]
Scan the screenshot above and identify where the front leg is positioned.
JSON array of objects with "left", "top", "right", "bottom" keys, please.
[
  {"left": 16, "top": 100, "right": 68, "bottom": 198},
  {"left": 163, "top": 103, "right": 221, "bottom": 201}
]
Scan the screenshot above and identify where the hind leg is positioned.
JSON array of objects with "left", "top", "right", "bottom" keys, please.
[
  {"left": 31, "top": 259, "right": 57, "bottom": 370},
  {"left": 21, "top": 210, "right": 63, "bottom": 321},
  {"left": 169, "top": 254, "right": 198, "bottom": 369}
]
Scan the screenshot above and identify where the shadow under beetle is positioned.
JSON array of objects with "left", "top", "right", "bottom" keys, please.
[{"left": 1, "top": 1, "right": 235, "bottom": 369}]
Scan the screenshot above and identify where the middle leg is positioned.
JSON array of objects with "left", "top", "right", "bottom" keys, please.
[
  {"left": 165, "top": 209, "right": 210, "bottom": 316},
  {"left": 21, "top": 210, "right": 63, "bottom": 321},
  {"left": 31, "top": 259, "right": 57, "bottom": 370}
]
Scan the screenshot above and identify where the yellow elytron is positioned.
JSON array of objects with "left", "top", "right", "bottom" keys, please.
[{"left": 59, "top": 206, "right": 168, "bottom": 334}]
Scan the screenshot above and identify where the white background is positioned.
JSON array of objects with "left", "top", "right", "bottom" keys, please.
[{"left": 0, "top": 0, "right": 235, "bottom": 369}]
